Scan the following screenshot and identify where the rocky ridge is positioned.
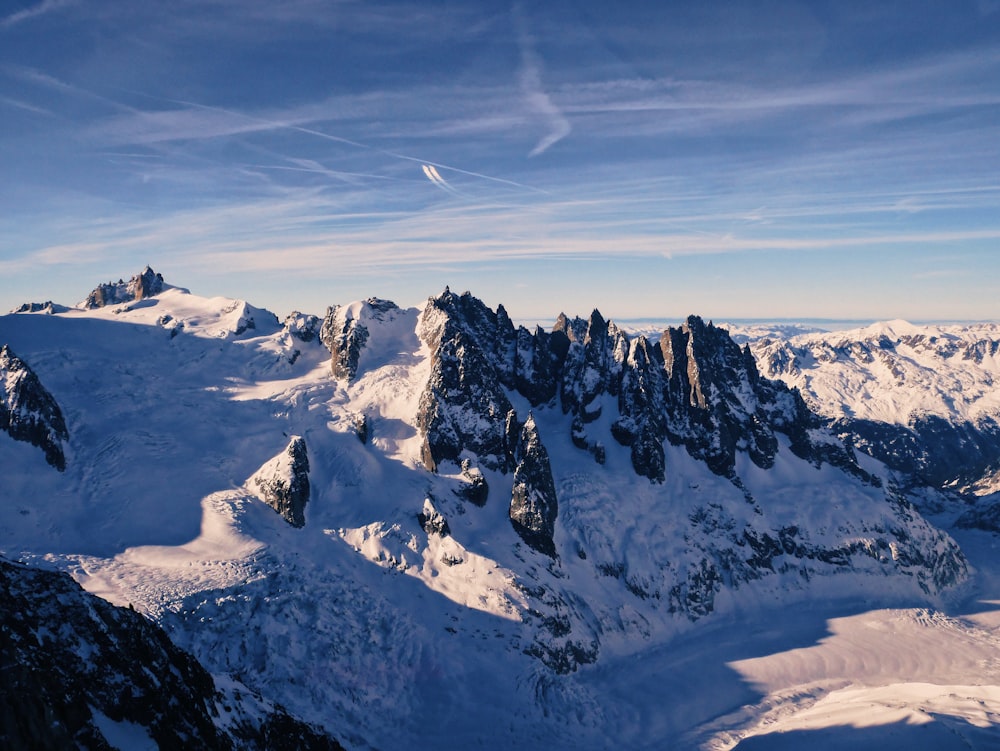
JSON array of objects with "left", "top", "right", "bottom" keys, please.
[
  {"left": 320, "top": 298, "right": 402, "bottom": 381},
  {"left": 413, "top": 291, "right": 871, "bottom": 491},
  {"left": 0, "top": 274, "right": 982, "bottom": 748},
  {"left": 0, "top": 344, "right": 69, "bottom": 470},
  {"left": 379, "top": 290, "right": 967, "bottom": 647},
  {"left": 0, "top": 557, "right": 342, "bottom": 751},
  {"left": 82, "top": 266, "right": 165, "bottom": 309},
  {"left": 751, "top": 321, "right": 1000, "bottom": 496}
]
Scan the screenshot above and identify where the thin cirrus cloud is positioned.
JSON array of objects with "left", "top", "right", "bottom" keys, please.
[
  {"left": 552, "top": 49, "right": 1000, "bottom": 137},
  {"left": 8, "top": 181, "right": 999, "bottom": 274},
  {"left": 0, "top": 95, "right": 53, "bottom": 116},
  {"left": 0, "top": 0, "right": 75, "bottom": 29},
  {"left": 515, "top": 11, "right": 571, "bottom": 157},
  {"left": 1, "top": 2, "right": 999, "bottom": 320}
]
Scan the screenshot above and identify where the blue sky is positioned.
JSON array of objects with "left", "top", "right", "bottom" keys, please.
[{"left": 1, "top": 0, "right": 999, "bottom": 323}]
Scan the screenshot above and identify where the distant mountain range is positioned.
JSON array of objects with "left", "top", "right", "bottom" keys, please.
[{"left": 2, "top": 267, "right": 997, "bottom": 750}]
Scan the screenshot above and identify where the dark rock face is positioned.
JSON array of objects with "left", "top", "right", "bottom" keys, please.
[
  {"left": 283, "top": 312, "right": 322, "bottom": 343},
  {"left": 83, "top": 266, "right": 164, "bottom": 309},
  {"left": 352, "top": 412, "right": 370, "bottom": 444},
  {"left": 835, "top": 415, "right": 1000, "bottom": 494},
  {"left": 418, "top": 498, "right": 451, "bottom": 536},
  {"left": 612, "top": 335, "right": 667, "bottom": 481},
  {"left": 251, "top": 437, "right": 311, "bottom": 528},
  {"left": 320, "top": 298, "right": 399, "bottom": 381},
  {"left": 454, "top": 459, "right": 489, "bottom": 505},
  {"left": 12, "top": 301, "right": 63, "bottom": 315},
  {"left": 0, "top": 557, "right": 342, "bottom": 751},
  {"left": 513, "top": 324, "right": 569, "bottom": 406},
  {"left": 416, "top": 290, "right": 520, "bottom": 473},
  {"left": 655, "top": 318, "right": 786, "bottom": 476},
  {"left": 956, "top": 496, "right": 1000, "bottom": 532},
  {"left": 321, "top": 306, "right": 369, "bottom": 381},
  {"left": 509, "top": 415, "right": 559, "bottom": 557},
  {"left": 554, "top": 313, "right": 863, "bottom": 483},
  {"left": 555, "top": 309, "right": 626, "bottom": 420},
  {"left": 0, "top": 345, "right": 69, "bottom": 470},
  {"left": 415, "top": 290, "right": 867, "bottom": 488}
]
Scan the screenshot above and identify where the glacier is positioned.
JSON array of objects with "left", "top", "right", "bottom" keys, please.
[{"left": 2, "top": 268, "right": 999, "bottom": 750}]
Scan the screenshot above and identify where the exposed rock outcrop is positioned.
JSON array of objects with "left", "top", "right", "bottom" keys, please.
[
  {"left": 551, "top": 312, "right": 863, "bottom": 483},
  {"left": 555, "top": 309, "right": 627, "bottom": 421},
  {"left": 513, "top": 323, "right": 569, "bottom": 406},
  {"left": 0, "top": 345, "right": 69, "bottom": 470},
  {"left": 82, "top": 266, "right": 164, "bottom": 309},
  {"left": 283, "top": 311, "right": 322, "bottom": 343},
  {"left": 418, "top": 497, "right": 451, "bottom": 537},
  {"left": 414, "top": 290, "right": 868, "bottom": 487},
  {"left": 509, "top": 415, "right": 559, "bottom": 557},
  {"left": 454, "top": 459, "right": 489, "bottom": 505},
  {"left": 11, "top": 301, "right": 64, "bottom": 315},
  {"left": 320, "top": 298, "right": 400, "bottom": 381},
  {"left": 0, "top": 557, "right": 343, "bottom": 751},
  {"left": 658, "top": 316, "right": 793, "bottom": 477},
  {"left": 416, "top": 290, "right": 520, "bottom": 473},
  {"left": 249, "top": 437, "right": 311, "bottom": 527}
]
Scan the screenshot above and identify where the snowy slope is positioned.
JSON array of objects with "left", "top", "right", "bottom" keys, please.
[
  {"left": 2, "top": 271, "right": 999, "bottom": 750},
  {"left": 749, "top": 321, "right": 1000, "bottom": 494},
  {"left": 750, "top": 320, "right": 1000, "bottom": 425}
]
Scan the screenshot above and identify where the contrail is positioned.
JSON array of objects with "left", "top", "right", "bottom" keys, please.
[
  {"left": 514, "top": 5, "right": 570, "bottom": 157},
  {"left": 422, "top": 164, "right": 462, "bottom": 196},
  {"left": 421, "top": 164, "right": 442, "bottom": 185},
  {"left": 110, "top": 89, "right": 548, "bottom": 194},
  {"left": 392, "top": 150, "right": 546, "bottom": 193},
  {"left": 426, "top": 164, "right": 447, "bottom": 184}
]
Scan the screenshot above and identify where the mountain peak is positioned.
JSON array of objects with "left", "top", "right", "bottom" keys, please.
[{"left": 81, "top": 266, "right": 166, "bottom": 309}]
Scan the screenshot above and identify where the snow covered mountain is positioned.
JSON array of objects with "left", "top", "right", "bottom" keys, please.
[
  {"left": 0, "top": 268, "right": 994, "bottom": 750},
  {"left": 750, "top": 321, "right": 1000, "bottom": 496}
]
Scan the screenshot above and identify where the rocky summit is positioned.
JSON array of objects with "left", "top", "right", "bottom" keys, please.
[
  {"left": 0, "top": 271, "right": 990, "bottom": 751},
  {"left": 83, "top": 265, "right": 165, "bottom": 309}
]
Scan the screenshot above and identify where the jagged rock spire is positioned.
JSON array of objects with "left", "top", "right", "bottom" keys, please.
[
  {"left": 0, "top": 345, "right": 69, "bottom": 470},
  {"left": 320, "top": 298, "right": 400, "bottom": 381},
  {"left": 509, "top": 414, "right": 559, "bottom": 557},
  {"left": 83, "top": 266, "right": 165, "bottom": 309},
  {"left": 249, "top": 437, "right": 311, "bottom": 527}
]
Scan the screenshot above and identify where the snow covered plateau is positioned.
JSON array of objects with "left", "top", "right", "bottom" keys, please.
[{"left": 3, "top": 267, "right": 1000, "bottom": 750}]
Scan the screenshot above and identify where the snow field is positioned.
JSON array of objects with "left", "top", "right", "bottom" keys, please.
[{"left": 3, "top": 288, "right": 1000, "bottom": 749}]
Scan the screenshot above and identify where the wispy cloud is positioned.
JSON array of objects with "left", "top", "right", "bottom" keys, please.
[
  {"left": 4, "top": 65, "right": 137, "bottom": 115},
  {"left": 7, "top": 180, "right": 998, "bottom": 279},
  {"left": 0, "top": 0, "right": 75, "bottom": 29},
  {"left": 514, "top": 6, "right": 570, "bottom": 157},
  {"left": 541, "top": 46, "right": 1000, "bottom": 142},
  {"left": 0, "top": 95, "right": 52, "bottom": 116},
  {"left": 80, "top": 89, "right": 548, "bottom": 194}
]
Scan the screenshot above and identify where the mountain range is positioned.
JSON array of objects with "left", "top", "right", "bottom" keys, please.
[{"left": 2, "top": 267, "right": 998, "bottom": 750}]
